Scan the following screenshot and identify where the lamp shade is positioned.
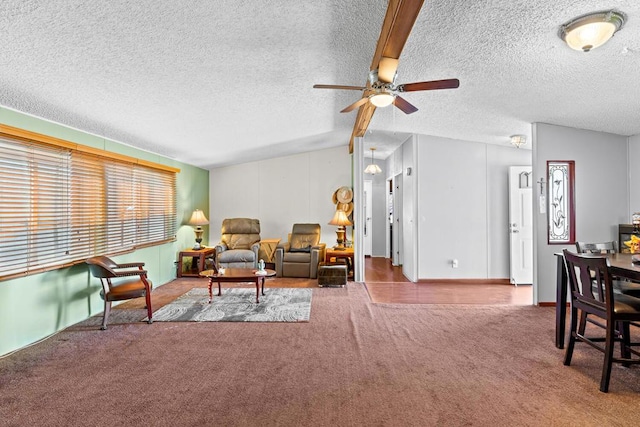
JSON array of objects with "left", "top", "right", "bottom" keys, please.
[
  {"left": 365, "top": 147, "right": 383, "bottom": 175},
  {"left": 188, "top": 209, "right": 209, "bottom": 226},
  {"left": 365, "top": 163, "right": 383, "bottom": 174},
  {"left": 329, "top": 209, "right": 353, "bottom": 227}
]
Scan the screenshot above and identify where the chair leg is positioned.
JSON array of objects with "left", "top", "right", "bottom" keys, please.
[
  {"left": 564, "top": 306, "right": 578, "bottom": 366},
  {"left": 578, "top": 310, "right": 587, "bottom": 335},
  {"left": 620, "top": 321, "right": 631, "bottom": 366},
  {"left": 600, "top": 320, "right": 616, "bottom": 393},
  {"left": 101, "top": 300, "right": 112, "bottom": 330},
  {"left": 145, "top": 291, "right": 153, "bottom": 324}
]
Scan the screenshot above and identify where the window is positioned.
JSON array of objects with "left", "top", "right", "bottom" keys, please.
[{"left": 0, "top": 130, "right": 177, "bottom": 281}]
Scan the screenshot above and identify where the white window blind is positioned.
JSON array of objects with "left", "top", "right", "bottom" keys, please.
[{"left": 0, "top": 135, "right": 177, "bottom": 280}]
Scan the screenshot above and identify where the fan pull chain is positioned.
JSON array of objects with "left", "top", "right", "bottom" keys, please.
[{"left": 393, "top": 101, "right": 397, "bottom": 135}]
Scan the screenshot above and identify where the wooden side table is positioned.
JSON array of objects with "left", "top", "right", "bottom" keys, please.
[
  {"left": 177, "top": 247, "right": 216, "bottom": 278},
  {"left": 325, "top": 247, "right": 354, "bottom": 277}
]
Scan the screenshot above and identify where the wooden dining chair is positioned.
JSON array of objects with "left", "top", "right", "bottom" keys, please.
[
  {"left": 563, "top": 250, "right": 640, "bottom": 392},
  {"left": 575, "top": 241, "right": 640, "bottom": 298},
  {"left": 86, "top": 256, "right": 153, "bottom": 330}
]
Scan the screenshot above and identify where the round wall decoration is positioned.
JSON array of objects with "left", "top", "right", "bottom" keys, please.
[
  {"left": 336, "top": 186, "right": 353, "bottom": 204},
  {"left": 337, "top": 201, "right": 353, "bottom": 217}
]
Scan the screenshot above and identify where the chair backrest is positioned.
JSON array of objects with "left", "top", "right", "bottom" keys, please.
[
  {"left": 575, "top": 241, "right": 617, "bottom": 254},
  {"left": 220, "top": 218, "right": 261, "bottom": 249},
  {"left": 563, "top": 249, "right": 613, "bottom": 311},
  {"left": 289, "top": 223, "right": 321, "bottom": 250},
  {"left": 86, "top": 256, "right": 119, "bottom": 278}
]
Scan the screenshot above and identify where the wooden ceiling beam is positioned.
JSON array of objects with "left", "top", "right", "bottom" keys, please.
[
  {"left": 349, "top": 0, "right": 424, "bottom": 153},
  {"left": 371, "top": 0, "right": 425, "bottom": 69}
]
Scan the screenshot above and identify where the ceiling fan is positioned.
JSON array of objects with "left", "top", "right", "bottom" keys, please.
[
  {"left": 313, "top": 56, "right": 459, "bottom": 115},
  {"left": 313, "top": 0, "right": 459, "bottom": 152}
]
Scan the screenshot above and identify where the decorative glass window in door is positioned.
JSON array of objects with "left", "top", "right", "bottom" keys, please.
[{"left": 547, "top": 160, "right": 575, "bottom": 244}]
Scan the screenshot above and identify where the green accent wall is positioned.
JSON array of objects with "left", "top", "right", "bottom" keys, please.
[{"left": 0, "top": 108, "right": 209, "bottom": 356}]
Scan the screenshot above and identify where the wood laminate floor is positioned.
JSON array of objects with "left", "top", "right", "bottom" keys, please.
[{"left": 363, "top": 257, "right": 533, "bottom": 305}]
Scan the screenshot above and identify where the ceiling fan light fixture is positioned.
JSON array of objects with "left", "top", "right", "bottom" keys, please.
[
  {"left": 369, "top": 91, "right": 395, "bottom": 108},
  {"left": 559, "top": 10, "right": 625, "bottom": 52}
]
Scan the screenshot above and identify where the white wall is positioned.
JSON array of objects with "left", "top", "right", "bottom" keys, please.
[
  {"left": 533, "top": 123, "right": 628, "bottom": 303},
  {"left": 416, "top": 135, "right": 531, "bottom": 279},
  {"left": 418, "top": 136, "right": 487, "bottom": 278},
  {"left": 402, "top": 136, "right": 417, "bottom": 281},
  {"left": 208, "top": 146, "right": 352, "bottom": 247},
  {"left": 629, "top": 134, "right": 640, "bottom": 215}
]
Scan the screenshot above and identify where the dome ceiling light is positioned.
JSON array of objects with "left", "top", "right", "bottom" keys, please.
[
  {"left": 369, "top": 88, "right": 395, "bottom": 108},
  {"left": 510, "top": 135, "right": 527, "bottom": 148},
  {"left": 559, "top": 10, "right": 625, "bottom": 52}
]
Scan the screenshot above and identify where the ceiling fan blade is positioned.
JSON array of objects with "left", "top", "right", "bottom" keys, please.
[
  {"left": 349, "top": 101, "right": 377, "bottom": 148},
  {"left": 378, "top": 57, "right": 399, "bottom": 83},
  {"left": 341, "top": 97, "right": 369, "bottom": 113},
  {"left": 398, "top": 78, "right": 460, "bottom": 92},
  {"left": 313, "top": 84, "right": 367, "bottom": 91},
  {"left": 393, "top": 96, "right": 418, "bottom": 114}
]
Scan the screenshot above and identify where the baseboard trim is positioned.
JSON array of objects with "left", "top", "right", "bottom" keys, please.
[
  {"left": 417, "top": 278, "right": 511, "bottom": 285},
  {"left": 538, "top": 302, "right": 569, "bottom": 307}
]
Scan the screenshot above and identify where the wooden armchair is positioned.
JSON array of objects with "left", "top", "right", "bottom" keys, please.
[{"left": 86, "top": 256, "right": 153, "bottom": 330}]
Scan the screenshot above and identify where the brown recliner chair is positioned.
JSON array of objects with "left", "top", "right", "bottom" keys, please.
[
  {"left": 215, "top": 218, "right": 261, "bottom": 269},
  {"left": 86, "top": 256, "right": 153, "bottom": 330},
  {"left": 275, "top": 223, "right": 326, "bottom": 278}
]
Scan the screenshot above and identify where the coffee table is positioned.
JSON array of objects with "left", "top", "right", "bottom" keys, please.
[{"left": 199, "top": 268, "right": 276, "bottom": 303}]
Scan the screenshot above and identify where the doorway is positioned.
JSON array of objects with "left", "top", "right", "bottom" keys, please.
[{"left": 386, "top": 178, "right": 393, "bottom": 259}]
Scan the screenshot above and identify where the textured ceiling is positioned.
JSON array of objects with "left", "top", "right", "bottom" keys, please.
[{"left": 1, "top": 0, "right": 639, "bottom": 167}]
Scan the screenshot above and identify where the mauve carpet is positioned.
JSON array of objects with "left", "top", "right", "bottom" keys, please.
[{"left": 2, "top": 283, "right": 640, "bottom": 426}]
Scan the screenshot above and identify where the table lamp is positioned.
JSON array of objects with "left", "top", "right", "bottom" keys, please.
[
  {"left": 328, "top": 209, "right": 352, "bottom": 250},
  {"left": 188, "top": 209, "right": 209, "bottom": 250}
]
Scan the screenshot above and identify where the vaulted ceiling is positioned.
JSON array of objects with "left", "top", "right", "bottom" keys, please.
[{"left": 1, "top": 1, "right": 639, "bottom": 168}]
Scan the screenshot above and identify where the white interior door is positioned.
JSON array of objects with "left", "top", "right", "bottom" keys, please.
[
  {"left": 392, "top": 173, "right": 403, "bottom": 266},
  {"left": 509, "top": 166, "right": 533, "bottom": 285},
  {"left": 364, "top": 180, "right": 373, "bottom": 256}
]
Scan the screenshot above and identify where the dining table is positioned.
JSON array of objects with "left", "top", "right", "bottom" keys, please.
[{"left": 554, "top": 251, "right": 640, "bottom": 349}]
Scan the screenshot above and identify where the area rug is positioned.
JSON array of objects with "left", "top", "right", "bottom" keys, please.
[{"left": 148, "top": 288, "right": 312, "bottom": 322}]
